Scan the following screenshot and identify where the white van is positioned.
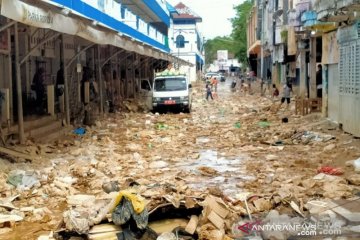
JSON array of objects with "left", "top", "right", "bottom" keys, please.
[{"left": 139, "top": 71, "right": 192, "bottom": 113}]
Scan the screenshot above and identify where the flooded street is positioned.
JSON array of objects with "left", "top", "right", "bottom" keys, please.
[{"left": 1, "top": 77, "right": 360, "bottom": 239}]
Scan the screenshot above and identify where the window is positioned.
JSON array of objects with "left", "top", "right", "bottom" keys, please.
[
  {"left": 154, "top": 78, "right": 187, "bottom": 92},
  {"left": 176, "top": 35, "right": 185, "bottom": 48}
]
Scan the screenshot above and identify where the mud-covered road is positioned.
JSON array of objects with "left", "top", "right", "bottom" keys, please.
[{"left": 1, "top": 77, "right": 360, "bottom": 239}]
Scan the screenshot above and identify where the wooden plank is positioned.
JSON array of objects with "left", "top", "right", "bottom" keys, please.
[
  {"left": 59, "top": 94, "right": 65, "bottom": 113},
  {"left": 205, "top": 196, "right": 229, "bottom": 219},
  {"left": 47, "top": 85, "right": 55, "bottom": 116},
  {"left": 328, "top": 200, "right": 360, "bottom": 222},
  {"left": 207, "top": 211, "right": 224, "bottom": 229},
  {"left": 0, "top": 88, "right": 10, "bottom": 123},
  {"left": 309, "top": 38, "right": 317, "bottom": 98},
  {"left": 185, "top": 215, "right": 198, "bottom": 235},
  {"left": 84, "top": 82, "right": 90, "bottom": 104},
  {"left": 88, "top": 223, "right": 122, "bottom": 235},
  {"left": 0, "top": 146, "right": 37, "bottom": 162}
]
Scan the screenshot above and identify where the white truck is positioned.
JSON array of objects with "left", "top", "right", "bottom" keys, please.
[{"left": 139, "top": 70, "right": 192, "bottom": 113}]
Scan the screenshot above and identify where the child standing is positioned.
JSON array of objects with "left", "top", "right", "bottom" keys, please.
[
  {"left": 277, "top": 82, "right": 292, "bottom": 111},
  {"left": 206, "top": 83, "right": 213, "bottom": 100},
  {"left": 272, "top": 84, "right": 279, "bottom": 98}
]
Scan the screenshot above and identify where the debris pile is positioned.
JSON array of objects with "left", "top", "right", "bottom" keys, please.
[{"left": 0, "top": 82, "right": 359, "bottom": 239}]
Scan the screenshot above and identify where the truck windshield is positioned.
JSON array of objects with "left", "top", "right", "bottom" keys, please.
[{"left": 154, "top": 78, "right": 187, "bottom": 92}]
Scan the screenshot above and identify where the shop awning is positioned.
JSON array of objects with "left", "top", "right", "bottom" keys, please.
[
  {"left": 196, "top": 54, "right": 204, "bottom": 65},
  {"left": 247, "top": 40, "right": 261, "bottom": 56},
  {"left": 302, "top": 11, "right": 337, "bottom": 33},
  {"left": 303, "top": 20, "right": 337, "bottom": 33}
]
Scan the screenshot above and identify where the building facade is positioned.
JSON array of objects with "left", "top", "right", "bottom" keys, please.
[
  {"left": 247, "top": 0, "right": 360, "bottom": 136},
  {"left": 0, "top": 0, "right": 190, "bottom": 143},
  {"left": 169, "top": 2, "right": 204, "bottom": 82}
]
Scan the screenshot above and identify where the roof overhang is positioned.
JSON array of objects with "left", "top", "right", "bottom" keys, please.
[
  {"left": 119, "top": 0, "right": 170, "bottom": 26},
  {"left": 247, "top": 40, "right": 261, "bottom": 56}
]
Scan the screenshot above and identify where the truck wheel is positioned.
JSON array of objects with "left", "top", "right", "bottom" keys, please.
[{"left": 184, "top": 106, "right": 191, "bottom": 113}]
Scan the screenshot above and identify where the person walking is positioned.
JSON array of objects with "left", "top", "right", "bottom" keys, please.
[
  {"left": 206, "top": 83, "right": 213, "bottom": 100},
  {"left": 316, "top": 64, "right": 322, "bottom": 98},
  {"left": 266, "top": 68, "right": 272, "bottom": 94},
  {"left": 211, "top": 76, "right": 218, "bottom": 92},
  {"left": 276, "top": 81, "right": 292, "bottom": 112},
  {"left": 32, "top": 68, "right": 46, "bottom": 114}
]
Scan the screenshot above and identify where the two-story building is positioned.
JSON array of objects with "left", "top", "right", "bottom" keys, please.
[
  {"left": 168, "top": 2, "right": 204, "bottom": 82},
  {"left": 0, "top": 0, "right": 190, "bottom": 143},
  {"left": 248, "top": 0, "right": 360, "bottom": 136},
  {"left": 247, "top": 0, "right": 273, "bottom": 81},
  {"left": 313, "top": 0, "right": 360, "bottom": 136}
]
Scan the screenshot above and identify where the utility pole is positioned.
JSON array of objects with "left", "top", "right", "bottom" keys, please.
[{"left": 260, "top": 0, "right": 265, "bottom": 81}]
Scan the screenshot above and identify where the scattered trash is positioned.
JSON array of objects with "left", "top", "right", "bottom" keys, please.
[
  {"left": 323, "top": 143, "right": 336, "bottom": 151},
  {"left": 293, "top": 131, "right": 335, "bottom": 143},
  {"left": 156, "top": 123, "right": 169, "bottom": 130},
  {"left": 234, "top": 122, "right": 241, "bottom": 128},
  {"left": 258, "top": 121, "right": 270, "bottom": 128},
  {"left": 197, "top": 166, "right": 219, "bottom": 176},
  {"left": 102, "top": 181, "right": 120, "bottom": 193},
  {"left": 67, "top": 195, "right": 96, "bottom": 207},
  {"left": 185, "top": 215, "right": 199, "bottom": 235},
  {"left": 7, "top": 170, "right": 40, "bottom": 190},
  {"left": 1, "top": 84, "right": 359, "bottom": 240},
  {"left": 0, "top": 195, "right": 19, "bottom": 210},
  {"left": 353, "top": 158, "right": 360, "bottom": 172},
  {"left": 149, "top": 161, "right": 168, "bottom": 169},
  {"left": 317, "top": 166, "right": 344, "bottom": 176},
  {"left": 157, "top": 232, "right": 176, "bottom": 240},
  {"left": 73, "top": 127, "right": 86, "bottom": 135},
  {"left": 265, "top": 155, "right": 277, "bottom": 161},
  {"left": 289, "top": 201, "right": 304, "bottom": 217},
  {"left": 304, "top": 200, "right": 328, "bottom": 215},
  {"left": 111, "top": 190, "right": 148, "bottom": 229},
  {"left": 346, "top": 174, "right": 360, "bottom": 186},
  {"left": 0, "top": 214, "right": 24, "bottom": 224}
]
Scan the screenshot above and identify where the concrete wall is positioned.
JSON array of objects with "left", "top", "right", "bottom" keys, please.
[
  {"left": 170, "top": 24, "right": 201, "bottom": 56},
  {"left": 247, "top": 6, "right": 258, "bottom": 50},
  {"left": 177, "top": 54, "right": 197, "bottom": 82}
]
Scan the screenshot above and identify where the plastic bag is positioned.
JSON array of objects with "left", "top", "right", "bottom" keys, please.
[{"left": 112, "top": 198, "right": 148, "bottom": 229}]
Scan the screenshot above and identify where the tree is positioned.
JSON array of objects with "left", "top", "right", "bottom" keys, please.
[
  {"left": 203, "top": 0, "right": 253, "bottom": 69},
  {"left": 231, "top": 0, "right": 253, "bottom": 67},
  {"left": 204, "top": 37, "right": 237, "bottom": 67}
]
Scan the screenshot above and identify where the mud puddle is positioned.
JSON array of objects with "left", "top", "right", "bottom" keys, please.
[{"left": 175, "top": 149, "right": 255, "bottom": 198}]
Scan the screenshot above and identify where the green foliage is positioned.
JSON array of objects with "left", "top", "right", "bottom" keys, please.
[
  {"left": 204, "top": 37, "right": 238, "bottom": 66},
  {"left": 231, "top": 0, "right": 254, "bottom": 66},
  {"left": 280, "top": 29, "right": 288, "bottom": 43},
  {"left": 203, "top": 0, "right": 254, "bottom": 68}
]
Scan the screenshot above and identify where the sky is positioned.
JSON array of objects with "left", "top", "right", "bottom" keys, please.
[{"left": 167, "top": 0, "right": 245, "bottom": 40}]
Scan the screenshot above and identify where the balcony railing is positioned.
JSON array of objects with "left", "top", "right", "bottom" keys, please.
[
  {"left": 70, "top": 0, "right": 167, "bottom": 46},
  {"left": 314, "top": 0, "right": 337, "bottom": 21},
  {"left": 314, "top": 0, "right": 360, "bottom": 22},
  {"left": 337, "top": 0, "right": 360, "bottom": 10}
]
